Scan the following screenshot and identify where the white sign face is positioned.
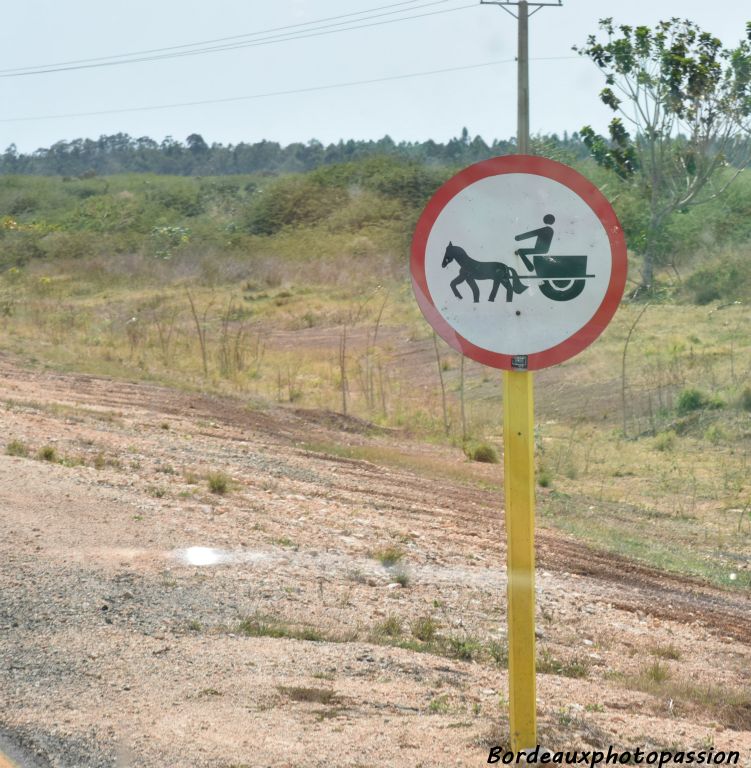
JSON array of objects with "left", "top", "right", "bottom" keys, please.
[
  {"left": 425, "top": 173, "right": 610, "bottom": 355},
  {"left": 411, "top": 156, "right": 627, "bottom": 370}
]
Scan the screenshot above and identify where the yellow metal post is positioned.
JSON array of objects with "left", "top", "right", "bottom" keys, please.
[{"left": 503, "top": 369, "right": 536, "bottom": 750}]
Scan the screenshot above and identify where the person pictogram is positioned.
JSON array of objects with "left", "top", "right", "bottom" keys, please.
[{"left": 514, "top": 213, "right": 555, "bottom": 271}]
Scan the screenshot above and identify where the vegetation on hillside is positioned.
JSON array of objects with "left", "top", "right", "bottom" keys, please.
[
  {"left": 0, "top": 136, "right": 750, "bottom": 590},
  {"left": 2, "top": 150, "right": 750, "bottom": 294}
]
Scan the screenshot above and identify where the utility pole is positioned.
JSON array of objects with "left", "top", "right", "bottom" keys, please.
[
  {"left": 480, "top": 0, "right": 561, "bottom": 753},
  {"left": 481, "top": 0, "right": 561, "bottom": 154}
]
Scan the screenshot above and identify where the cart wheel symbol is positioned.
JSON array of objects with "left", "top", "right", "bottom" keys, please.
[{"left": 539, "top": 278, "right": 586, "bottom": 302}]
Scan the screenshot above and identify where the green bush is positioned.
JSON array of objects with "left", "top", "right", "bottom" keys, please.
[
  {"left": 685, "top": 255, "right": 751, "bottom": 305},
  {"left": 8, "top": 193, "right": 39, "bottom": 214},
  {"left": 244, "top": 175, "right": 347, "bottom": 235},
  {"left": 468, "top": 443, "right": 499, "bottom": 464},
  {"left": 676, "top": 388, "right": 708, "bottom": 414},
  {"left": 739, "top": 387, "right": 751, "bottom": 412},
  {"left": 146, "top": 180, "right": 204, "bottom": 217}
]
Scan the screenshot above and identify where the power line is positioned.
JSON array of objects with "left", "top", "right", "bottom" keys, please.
[
  {"left": 0, "top": 0, "right": 432, "bottom": 73},
  {"left": 0, "top": 57, "right": 579, "bottom": 123},
  {"left": 0, "top": 1, "right": 472, "bottom": 78}
]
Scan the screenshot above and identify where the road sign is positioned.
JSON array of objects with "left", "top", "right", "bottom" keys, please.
[{"left": 411, "top": 155, "right": 627, "bottom": 370}]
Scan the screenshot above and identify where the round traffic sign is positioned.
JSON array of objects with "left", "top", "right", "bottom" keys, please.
[{"left": 411, "top": 155, "right": 627, "bottom": 370}]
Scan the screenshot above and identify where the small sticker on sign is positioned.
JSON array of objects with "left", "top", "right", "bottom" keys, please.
[{"left": 511, "top": 355, "right": 528, "bottom": 370}]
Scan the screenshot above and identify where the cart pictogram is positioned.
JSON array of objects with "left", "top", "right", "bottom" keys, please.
[{"left": 441, "top": 213, "right": 595, "bottom": 304}]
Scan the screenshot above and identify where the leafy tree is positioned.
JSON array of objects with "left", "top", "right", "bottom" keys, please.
[
  {"left": 576, "top": 18, "right": 751, "bottom": 293},
  {"left": 186, "top": 133, "right": 209, "bottom": 154}
]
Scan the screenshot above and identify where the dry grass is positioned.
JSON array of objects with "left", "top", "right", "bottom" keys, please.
[
  {"left": 624, "top": 666, "right": 751, "bottom": 730},
  {"left": 2, "top": 260, "right": 751, "bottom": 591}
]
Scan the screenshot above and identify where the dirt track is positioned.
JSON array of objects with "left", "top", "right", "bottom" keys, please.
[{"left": 1, "top": 355, "right": 749, "bottom": 767}]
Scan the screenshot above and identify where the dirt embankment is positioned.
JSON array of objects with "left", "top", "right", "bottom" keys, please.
[{"left": 1, "top": 356, "right": 749, "bottom": 767}]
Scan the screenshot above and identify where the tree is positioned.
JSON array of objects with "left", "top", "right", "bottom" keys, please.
[
  {"left": 186, "top": 133, "right": 209, "bottom": 155},
  {"left": 576, "top": 18, "right": 751, "bottom": 293}
]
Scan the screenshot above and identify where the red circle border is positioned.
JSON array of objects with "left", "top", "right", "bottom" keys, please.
[{"left": 410, "top": 155, "right": 628, "bottom": 370}]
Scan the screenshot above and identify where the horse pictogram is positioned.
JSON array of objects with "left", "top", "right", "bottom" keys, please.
[
  {"left": 442, "top": 242, "right": 528, "bottom": 303},
  {"left": 442, "top": 214, "right": 595, "bottom": 303}
]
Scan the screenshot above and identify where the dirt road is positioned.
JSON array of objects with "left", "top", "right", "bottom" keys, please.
[{"left": 1, "top": 355, "right": 749, "bottom": 767}]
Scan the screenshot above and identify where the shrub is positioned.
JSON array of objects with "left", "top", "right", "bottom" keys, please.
[
  {"left": 207, "top": 471, "right": 230, "bottom": 494},
  {"left": 442, "top": 634, "right": 483, "bottom": 661},
  {"left": 653, "top": 430, "right": 676, "bottom": 452},
  {"left": 488, "top": 639, "right": 508, "bottom": 667},
  {"left": 468, "top": 442, "right": 499, "bottom": 464},
  {"left": 686, "top": 254, "right": 751, "bottom": 305},
  {"left": 676, "top": 388, "right": 708, "bottom": 414},
  {"left": 704, "top": 424, "right": 725, "bottom": 444},
  {"left": 244, "top": 175, "right": 347, "bottom": 235},
  {"left": 374, "top": 614, "right": 402, "bottom": 638},
  {"left": 537, "top": 465, "right": 553, "bottom": 487},
  {"left": 6, "top": 439, "right": 28, "bottom": 457},
  {"left": 146, "top": 181, "right": 203, "bottom": 217},
  {"left": 643, "top": 660, "right": 671, "bottom": 684},
  {"left": 392, "top": 568, "right": 410, "bottom": 587},
  {"left": 411, "top": 615, "right": 437, "bottom": 642},
  {"left": 739, "top": 387, "right": 751, "bottom": 412},
  {"left": 37, "top": 445, "right": 58, "bottom": 462},
  {"left": 372, "top": 545, "right": 404, "bottom": 566}
]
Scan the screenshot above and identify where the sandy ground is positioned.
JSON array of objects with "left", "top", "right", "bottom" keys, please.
[{"left": 0, "top": 354, "right": 749, "bottom": 768}]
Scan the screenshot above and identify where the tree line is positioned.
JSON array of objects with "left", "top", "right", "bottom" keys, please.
[{"left": 0, "top": 129, "right": 594, "bottom": 177}]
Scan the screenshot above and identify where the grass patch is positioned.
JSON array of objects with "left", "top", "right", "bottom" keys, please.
[
  {"left": 372, "top": 545, "right": 404, "bottom": 567},
  {"left": 624, "top": 671, "right": 751, "bottom": 730},
  {"left": 488, "top": 639, "right": 508, "bottom": 668},
  {"left": 207, "top": 470, "right": 231, "bottom": 494},
  {"left": 301, "top": 441, "right": 501, "bottom": 493},
  {"left": 440, "top": 634, "right": 483, "bottom": 662},
  {"left": 650, "top": 643, "right": 681, "bottom": 660},
  {"left": 540, "top": 493, "right": 751, "bottom": 590},
  {"left": 237, "top": 613, "right": 329, "bottom": 642},
  {"left": 641, "top": 659, "right": 671, "bottom": 684},
  {"left": 196, "top": 687, "right": 222, "bottom": 698},
  {"left": 5, "top": 439, "right": 28, "bottom": 457},
  {"left": 538, "top": 465, "right": 553, "bottom": 488},
  {"left": 428, "top": 694, "right": 451, "bottom": 714},
  {"left": 36, "top": 445, "right": 58, "bottom": 462},
  {"left": 391, "top": 568, "right": 410, "bottom": 587},
  {"left": 278, "top": 686, "right": 339, "bottom": 705},
  {"left": 411, "top": 615, "right": 438, "bottom": 643},
  {"left": 373, "top": 613, "right": 402, "bottom": 639},
  {"left": 537, "top": 649, "right": 589, "bottom": 678},
  {"left": 653, "top": 430, "right": 676, "bottom": 452}
]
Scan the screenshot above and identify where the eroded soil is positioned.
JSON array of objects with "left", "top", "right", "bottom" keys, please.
[{"left": 1, "top": 355, "right": 749, "bottom": 767}]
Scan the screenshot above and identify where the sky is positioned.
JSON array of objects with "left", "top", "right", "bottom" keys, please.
[{"left": 1, "top": 1, "right": 749, "bottom": 153}]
